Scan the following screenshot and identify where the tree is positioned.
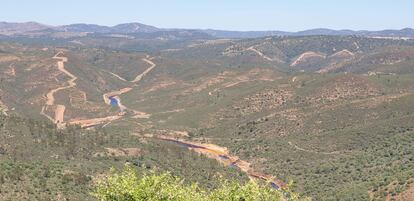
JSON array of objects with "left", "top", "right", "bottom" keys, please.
[{"left": 92, "top": 166, "right": 293, "bottom": 201}]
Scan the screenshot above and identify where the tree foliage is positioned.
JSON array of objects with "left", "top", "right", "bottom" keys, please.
[{"left": 93, "top": 166, "right": 287, "bottom": 201}]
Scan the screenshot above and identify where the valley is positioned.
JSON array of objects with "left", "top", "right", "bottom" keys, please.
[
  {"left": 32, "top": 47, "right": 288, "bottom": 194},
  {"left": 1, "top": 27, "right": 414, "bottom": 200}
]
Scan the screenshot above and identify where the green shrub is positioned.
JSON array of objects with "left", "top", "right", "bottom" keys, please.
[{"left": 93, "top": 166, "right": 286, "bottom": 201}]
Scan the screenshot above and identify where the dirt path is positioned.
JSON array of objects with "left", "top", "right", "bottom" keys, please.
[
  {"left": 131, "top": 57, "right": 156, "bottom": 83},
  {"left": 247, "top": 46, "right": 274, "bottom": 62},
  {"left": 102, "top": 56, "right": 157, "bottom": 106},
  {"left": 147, "top": 134, "right": 287, "bottom": 190},
  {"left": 68, "top": 115, "right": 123, "bottom": 128},
  {"left": 71, "top": 56, "right": 156, "bottom": 128},
  {"left": 104, "top": 70, "right": 128, "bottom": 82},
  {"left": 41, "top": 52, "right": 77, "bottom": 128},
  {"left": 290, "top": 51, "right": 325, "bottom": 67},
  {"left": 103, "top": 56, "right": 156, "bottom": 84},
  {"left": 102, "top": 87, "right": 133, "bottom": 105}
]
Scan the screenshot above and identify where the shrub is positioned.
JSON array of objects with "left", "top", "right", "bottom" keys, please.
[{"left": 93, "top": 166, "right": 286, "bottom": 201}]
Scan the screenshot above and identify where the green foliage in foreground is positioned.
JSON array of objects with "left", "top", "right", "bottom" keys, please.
[{"left": 93, "top": 166, "right": 291, "bottom": 201}]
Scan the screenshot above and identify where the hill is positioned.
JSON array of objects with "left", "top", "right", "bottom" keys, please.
[
  {"left": 1, "top": 33, "right": 414, "bottom": 200},
  {"left": 0, "top": 22, "right": 50, "bottom": 35},
  {"left": 0, "top": 114, "right": 247, "bottom": 200},
  {"left": 1, "top": 21, "right": 414, "bottom": 39}
]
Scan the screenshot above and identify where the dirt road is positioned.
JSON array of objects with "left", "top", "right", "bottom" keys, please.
[
  {"left": 102, "top": 87, "right": 133, "bottom": 105},
  {"left": 72, "top": 56, "right": 156, "bottom": 128},
  {"left": 247, "top": 46, "right": 274, "bottom": 62},
  {"left": 105, "top": 70, "right": 128, "bottom": 82},
  {"left": 131, "top": 57, "right": 156, "bottom": 83},
  {"left": 102, "top": 56, "right": 157, "bottom": 106},
  {"left": 68, "top": 115, "right": 123, "bottom": 128},
  {"left": 152, "top": 135, "right": 287, "bottom": 190},
  {"left": 290, "top": 51, "right": 325, "bottom": 67},
  {"left": 41, "top": 52, "right": 77, "bottom": 127}
]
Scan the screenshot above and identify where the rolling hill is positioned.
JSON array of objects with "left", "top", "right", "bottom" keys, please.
[
  {"left": 1, "top": 28, "right": 414, "bottom": 200},
  {"left": 1, "top": 21, "right": 414, "bottom": 39}
]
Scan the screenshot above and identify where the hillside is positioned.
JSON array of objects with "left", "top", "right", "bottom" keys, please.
[
  {"left": 0, "top": 114, "right": 247, "bottom": 200},
  {"left": 1, "top": 33, "right": 414, "bottom": 200},
  {"left": 1, "top": 21, "right": 414, "bottom": 39}
]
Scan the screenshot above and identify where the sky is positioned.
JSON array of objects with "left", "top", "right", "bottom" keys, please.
[{"left": 1, "top": 0, "right": 413, "bottom": 31}]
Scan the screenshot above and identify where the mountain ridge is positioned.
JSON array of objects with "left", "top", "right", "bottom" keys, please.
[{"left": 0, "top": 21, "right": 414, "bottom": 38}]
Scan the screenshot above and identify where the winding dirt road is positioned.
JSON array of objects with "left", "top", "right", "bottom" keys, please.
[
  {"left": 45, "top": 52, "right": 77, "bottom": 105},
  {"left": 150, "top": 135, "right": 287, "bottom": 190},
  {"left": 40, "top": 52, "right": 155, "bottom": 128},
  {"left": 102, "top": 56, "right": 156, "bottom": 106},
  {"left": 102, "top": 87, "right": 133, "bottom": 105},
  {"left": 40, "top": 52, "right": 77, "bottom": 128},
  {"left": 69, "top": 56, "right": 156, "bottom": 128}
]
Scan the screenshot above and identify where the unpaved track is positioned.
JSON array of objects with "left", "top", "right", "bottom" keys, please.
[
  {"left": 247, "top": 46, "right": 274, "bottom": 62},
  {"left": 41, "top": 52, "right": 77, "bottom": 127},
  {"left": 102, "top": 56, "right": 157, "bottom": 105},
  {"left": 290, "top": 51, "right": 325, "bottom": 67},
  {"left": 150, "top": 135, "right": 287, "bottom": 190},
  {"left": 68, "top": 115, "right": 123, "bottom": 128},
  {"left": 71, "top": 56, "right": 156, "bottom": 128},
  {"left": 131, "top": 57, "right": 156, "bottom": 83},
  {"left": 105, "top": 70, "right": 128, "bottom": 82},
  {"left": 102, "top": 87, "right": 132, "bottom": 105},
  {"left": 46, "top": 52, "right": 77, "bottom": 105}
]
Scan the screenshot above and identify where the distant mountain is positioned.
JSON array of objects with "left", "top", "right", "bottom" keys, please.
[
  {"left": 111, "top": 23, "right": 159, "bottom": 33},
  {"left": 57, "top": 23, "right": 113, "bottom": 33},
  {"left": 0, "top": 22, "right": 50, "bottom": 34},
  {"left": 201, "top": 29, "right": 290, "bottom": 38},
  {"left": 294, "top": 28, "right": 357, "bottom": 36},
  {"left": 56, "top": 23, "right": 160, "bottom": 33},
  {"left": 360, "top": 28, "right": 414, "bottom": 37},
  {"left": 1, "top": 21, "right": 414, "bottom": 39},
  {"left": 206, "top": 28, "right": 414, "bottom": 38}
]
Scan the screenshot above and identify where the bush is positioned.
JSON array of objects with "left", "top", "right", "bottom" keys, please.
[{"left": 93, "top": 166, "right": 286, "bottom": 201}]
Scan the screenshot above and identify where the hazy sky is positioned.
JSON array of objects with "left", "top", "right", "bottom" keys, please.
[{"left": 1, "top": 0, "right": 413, "bottom": 31}]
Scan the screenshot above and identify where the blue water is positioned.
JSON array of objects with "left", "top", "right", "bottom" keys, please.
[
  {"left": 109, "top": 96, "right": 118, "bottom": 106},
  {"left": 270, "top": 182, "right": 280, "bottom": 189}
]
